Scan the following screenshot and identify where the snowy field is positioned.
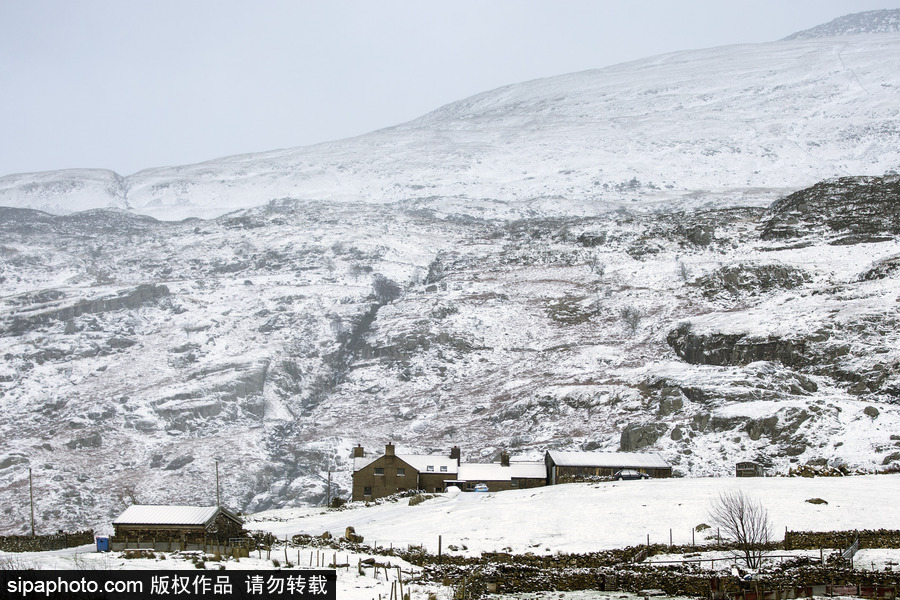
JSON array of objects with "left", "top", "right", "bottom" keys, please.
[
  {"left": 4, "top": 475, "right": 900, "bottom": 599},
  {"left": 247, "top": 475, "right": 900, "bottom": 556}
]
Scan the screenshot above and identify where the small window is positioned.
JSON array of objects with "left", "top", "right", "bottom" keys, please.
[
  {"left": 396, "top": 468, "right": 405, "bottom": 477},
  {"left": 364, "top": 487, "right": 372, "bottom": 496},
  {"left": 374, "top": 467, "right": 384, "bottom": 476},
  {"left": 440, "top": 465, "right": 448, "bottom": 473},
  {"left": 511, "top": 478, "right": 519, "bottom": 488},
  {"left": 427, "top": 465, "right": 434, "bottom": 472}
]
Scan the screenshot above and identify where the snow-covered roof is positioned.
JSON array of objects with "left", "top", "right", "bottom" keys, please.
[
  {"left": 399, "top": 454, "right": 458, "bottom": 474},
  {"left": 546, "top": 451, "right": 670, "bottom": 470},
  {"left": 457, "top": 462, "right": 546, "bottom": 482},
  {"left": 113, "top": 505, "right": 239, "bottom": 526},
  {"left": 353, "top": 456, "right": 379, "bottom": 472},
  {"left": 352, "top": 454, "right": 458, "bottom": 474}
]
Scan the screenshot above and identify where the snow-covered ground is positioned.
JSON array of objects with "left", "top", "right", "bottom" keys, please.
[
  {"left": 246, "top": 475, "right": 900, "bottom": 556},
  {"left": 5, "top": 475, "right": 899, "bottom": 600}
]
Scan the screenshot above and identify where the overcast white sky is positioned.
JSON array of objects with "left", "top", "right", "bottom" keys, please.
[{"left": 1, "top": 1, "right": 898, "bottom": 177}]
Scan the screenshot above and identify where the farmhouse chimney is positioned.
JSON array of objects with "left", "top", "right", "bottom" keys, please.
[
  {"left": 353, "top": 444, "right": 364, "bottom": 458},
  {"left": 449, "top": 446, "right": 461, "bottom": 465},
  {"left": 385, "top": 442, "right": 395, "bottom": 457},
  {"left": 500, "top": 451, "right": 510, "bottom": 467}
]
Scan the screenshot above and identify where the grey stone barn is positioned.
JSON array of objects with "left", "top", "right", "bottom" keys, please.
[{"left": 545, "top": 450, "right": 672, "bottom": 484}]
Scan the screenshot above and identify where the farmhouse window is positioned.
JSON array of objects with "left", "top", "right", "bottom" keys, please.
[
  {"left": 374, "top": 468, "right": 384, "bottom": 476},
  {"left": 364, "top": 487, "right": 372, "bottom": 496},
  {"left": 427, "top": 466, "right": 434, "bottom": 472},
  {"left": 440, "top": 466, "right": 448, "bottom": 473},
  {"left": 397, "top": 468, "right": 406, "bottom": 477}
]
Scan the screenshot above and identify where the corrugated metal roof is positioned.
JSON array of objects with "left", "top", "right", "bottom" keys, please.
[
  {"left": 113, "top": 505, "right": 226, "bottom": 526},
  {"left": 547, "top": 451, "right": 670, "bottom": 470},
  {"left": 457, "top": 462, "right": 546, "bottom": 482}
]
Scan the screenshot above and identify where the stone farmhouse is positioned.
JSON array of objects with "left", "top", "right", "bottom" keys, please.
[{"left": 352, "top": 444, "right": 670, "bottom": 501}]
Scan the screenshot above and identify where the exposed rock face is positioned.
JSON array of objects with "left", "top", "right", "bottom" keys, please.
[
  {"left": 3, "top": 284, "right": 170, "bottom": 335},
  {"left": 620, "top": 423, "right": 668, "bottom": 452},
  {"left": 760, "top": 175, "right": 900, "bottom": 243},
  {"left": 666, "top": 326, "right": 809, "bottom": 368},
  {"left": 693, "top": 263, "right": 810, "bottom": 299}
]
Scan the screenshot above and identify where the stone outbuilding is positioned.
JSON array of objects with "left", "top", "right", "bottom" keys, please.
[
  {"left": 452, "top": 452, "right": 546, "bottom": 492},
  {"left": 735, "top": 461, "right": 765, "bottom": 477}
]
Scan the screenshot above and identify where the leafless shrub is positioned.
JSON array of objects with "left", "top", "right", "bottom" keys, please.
[
  {"left": 709, "top": 489, "right": 773, "bottom": 569},
  {"left": 372, "top": 274, "right": 401, "bottom": 304},
  {"left": 619, "top": 306, "right": 643, "bottom": 334}
]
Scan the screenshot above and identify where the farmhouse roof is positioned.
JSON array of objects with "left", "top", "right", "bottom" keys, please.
[
  {"left": 113, "top": 505, "right": 240, "bottom": 526},
  {"left": 546, "top": 450, "right": 670, "bottom": 470},
  {"left": 457, "top": 462, "right": 546, "bottom": 482},
  {"left": 353, "top": 454, "right": 459, "bottom": 474}
]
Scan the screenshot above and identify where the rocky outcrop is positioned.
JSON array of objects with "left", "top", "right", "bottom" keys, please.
[
  {"left": 761, "top": 175, "right": 900, "bottom": 243},
  {"left": 694, "top": 263, "right": 810, "bottom": 299},
  {"left": 620, "top": 422, "right": 668, "bottom": 451},
  {"left": 666, "top": 325, "right": 809, "bottom": 368},
  {"left": 3, "top": 284, "right": 170, "bottom": 335}
]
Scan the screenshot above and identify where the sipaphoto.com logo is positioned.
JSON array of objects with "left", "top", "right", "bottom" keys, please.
[{"left": 1, "top": 569, "right": 336, "bottom": 599}]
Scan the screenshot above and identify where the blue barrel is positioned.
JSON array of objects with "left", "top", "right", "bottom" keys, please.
[{"left": 96, "top": 537, "right": 110, "bottom": 552}]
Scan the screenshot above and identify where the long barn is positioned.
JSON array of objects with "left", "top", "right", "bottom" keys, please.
[
  {"left": 545, "top": 450, "right": 672, "bottom": 483},
  {"left": 111, "top": 505, "right": 244, "bottom": 550}
]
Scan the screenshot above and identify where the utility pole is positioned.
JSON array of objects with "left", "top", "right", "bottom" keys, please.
[
  {"left": 326, "top": 470, "right": 332, "bottom": 507},
  {"left": 215, "top": 461, "right": 220, "bottom": 507},
  {"left": 29, "top": 468, "right": 35, "bottom": 537}
]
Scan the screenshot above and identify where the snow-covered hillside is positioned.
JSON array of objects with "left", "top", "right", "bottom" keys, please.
[
  {"left": 1, "top": 12, "right": 900, "bottom": 536},
  {"left": 2, "top": 175, "right": 899, "bottom": 535},
  {"left": 1, "top": 23, "right": 900, "bottom": 220},
  {"left": 783, "top": 9, "right": 900, "bottom": 39}
]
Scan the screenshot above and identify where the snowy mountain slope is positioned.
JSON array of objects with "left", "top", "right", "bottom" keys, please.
[
  {"left": 1, "top": 30, "right": 900, "bottom": 220},
  {"left": 2, "top": 13, "right": 900, "bottom": 537},
  {"left": 783, "top": 8, "right": 900, "bottom": 40},
  {"left": 1, "top": 176, "right": 899, "bottom": 535}
]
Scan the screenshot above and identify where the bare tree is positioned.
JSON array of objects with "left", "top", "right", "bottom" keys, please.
[
  {"left": 709, "top": 489, "right": 773, "bottom": 569},
  {"left": 619, "top": 306, "right": 643, "bottom": 334}
]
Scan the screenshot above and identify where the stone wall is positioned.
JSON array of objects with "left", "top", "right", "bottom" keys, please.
[
  {"left": 785, "top": 529, "right": 900, "bottom": 551},
  {"left": 0, "top": 529, "right": 94, "bottom": 552}
]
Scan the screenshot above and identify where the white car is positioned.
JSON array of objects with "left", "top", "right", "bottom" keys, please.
[{"left": 472, "top": 483, "right": 489, "bottom": 492}]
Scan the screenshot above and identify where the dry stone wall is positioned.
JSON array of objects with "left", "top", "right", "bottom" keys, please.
[
  {"left": 785, "top": 529, "right": 900, "bottom": 550},
  {"left": 0, "top": 529, "right": 94, "bottom": 552}
]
